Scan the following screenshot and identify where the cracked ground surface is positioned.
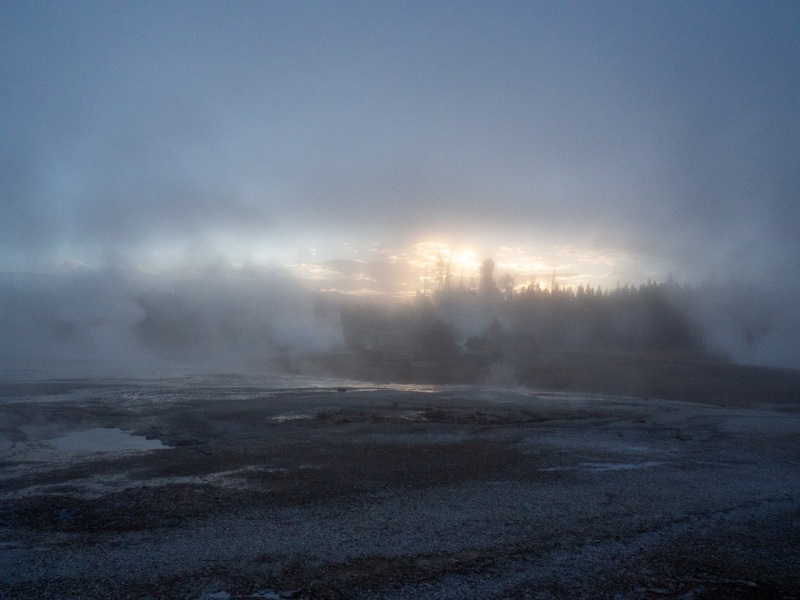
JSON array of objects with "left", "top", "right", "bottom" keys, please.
[{"left": 1, "top": 377, "right": 799, "bottom": 599}]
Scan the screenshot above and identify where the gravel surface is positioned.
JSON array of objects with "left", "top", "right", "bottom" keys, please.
[{"left": 1, "top": 378, "right": 799, "bottom": 599}]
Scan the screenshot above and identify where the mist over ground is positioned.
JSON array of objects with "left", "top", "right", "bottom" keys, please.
[
  {"left": 1, "top": 262, "right": 797, "bottom": 383},
  {"left": 0, "top": 265, "right": 341, "bottom": 378},
  {"left": 2, "top": 3, "right": 799, "bottom": 379}
]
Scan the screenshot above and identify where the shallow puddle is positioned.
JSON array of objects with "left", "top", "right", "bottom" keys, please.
[
  {"left": 540, "top": 460, "right": 666, "bottom": 472},
  {"left": 48, "top": 428, "right": 168, "bottom": 453}
]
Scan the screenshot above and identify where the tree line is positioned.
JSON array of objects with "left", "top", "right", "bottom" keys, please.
[{"left": 322, "top": 259, "right": 717, "bottom": 387}]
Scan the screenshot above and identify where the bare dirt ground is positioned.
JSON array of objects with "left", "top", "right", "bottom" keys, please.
[{"left": 1, "top": 376, "right": 799, "bottom": 599}]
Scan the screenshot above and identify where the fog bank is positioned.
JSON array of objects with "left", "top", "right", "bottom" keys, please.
[
  {"left": 1, "top": 261, "right": 798, "bottom": 383},
  {"left": 0, "top": 265, "right": 341, "bottom": 379}
]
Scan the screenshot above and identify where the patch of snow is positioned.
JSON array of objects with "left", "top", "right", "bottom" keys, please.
[
  {"left": 269, "top": 413, "right": 313, "bottom": 422},
  {"left": 580, "top": 461, "right": 666, "bottom": 471}
]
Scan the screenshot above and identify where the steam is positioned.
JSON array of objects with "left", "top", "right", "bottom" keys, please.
[{"left": 0, "top": 264, "right": 342, "bottom": 379}]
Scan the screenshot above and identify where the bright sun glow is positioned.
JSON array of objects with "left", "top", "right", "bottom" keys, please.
[
  {"left": 274, "top": 237, "right": 665, "bottom": 297},
  {"left": 108, "top": 234, "right": 665, "bottom": 298}
]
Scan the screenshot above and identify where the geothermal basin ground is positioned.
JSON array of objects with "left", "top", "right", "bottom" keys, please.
[{"left": 1, "top": 375, "right": 799, "bottom": 599}]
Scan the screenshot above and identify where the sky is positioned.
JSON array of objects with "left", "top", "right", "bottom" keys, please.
[{"left": 1, "top": 1, "right": 799, "bottom": 370}]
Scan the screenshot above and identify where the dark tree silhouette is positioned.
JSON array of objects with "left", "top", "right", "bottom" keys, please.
[
  {"left": 331, "top": 263, "right": 713, "bottom": 386},
  {"left": 479, "top": 258, "right": 499, "bottom": 297}
]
